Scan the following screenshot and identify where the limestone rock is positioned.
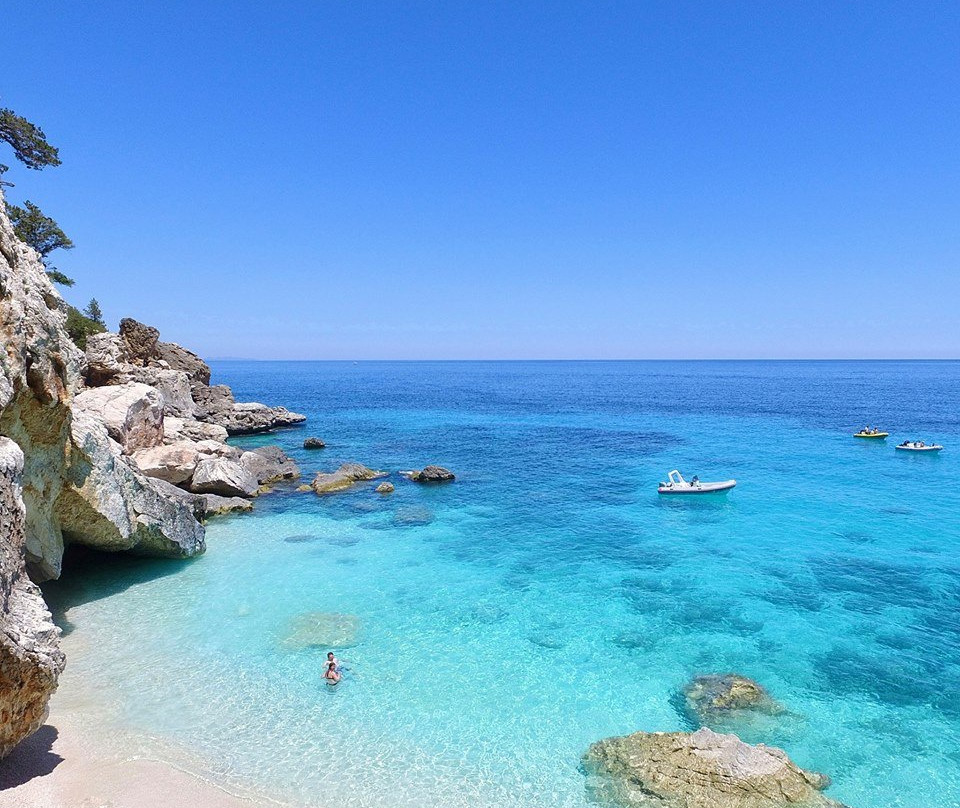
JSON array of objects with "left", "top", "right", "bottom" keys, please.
[
  {"left": 56, "top": 408, "right": 206, "bottom": 558},
  {"left": 240, "top": 446, "right": 300, "bottom": 485},
  {"left": 155, "top": 341, "right": 211, "bottom": 384},
  {"left": 118, "top": 318, "right": 159, "bottom": 365},
  {"left": 189, "top": 458, "right": 259, "bottom": 498},
  {"left": 281, "top": 612, "right": 360, "bottom": 649},
  {"left": 83, "top": 331, "right": 126, "bottom": 386},
  {"left": 376, "top": 482, "right": 394, "bottom": 494},
  {"left": 408, "top": 465, "right": 455, "bottom": 483},
  {"left": 311, "top": 463, "right": 386, "bottom": 495},
  {"left": 303, "top": 437, "right": 326, "bottom": 449},
  {"left": 194, "top": 439, "right": 242, "bottom": 460},
  {"left": 202, "top": 493, "right": 254, "bottom": 516},
  {"left": 118, "top": 366, "right": 195, "bottom": 418},
  {"left": 683, "top": 674, "right": 784, "bottom": 726},
  {"left": 164, "top": 417, "right": 230, "bottom": 444},
  {"left": 0, "top": 439, "right": 65, "bottom": 758},
  {"left": 72, "top": 382, "right": 164, "bottom": 452},
  {"left": 130, "top": 441, "right": 201, "bottom": 485},
  {"left": 581, "top": 727, "right": 843, "bottom": 808}
]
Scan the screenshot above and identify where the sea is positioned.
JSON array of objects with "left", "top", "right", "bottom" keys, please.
[{"left": 43, "top": 360, "right": 960, "bottom": 807}]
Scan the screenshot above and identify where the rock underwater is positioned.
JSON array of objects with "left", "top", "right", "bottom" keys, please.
[
  {"left": 682, "top": 673, "right": 785, "bottom": 727},
  {"left": 581, "top": 727, "right": 845, "bottom": 808},
  {"left": 311, "top": 463, "right": 387, "bottom": 495}
]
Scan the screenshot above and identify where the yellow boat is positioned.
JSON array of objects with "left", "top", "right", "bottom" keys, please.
[{"left": 854, "top": 431, "right": 888, "bottom": 439}]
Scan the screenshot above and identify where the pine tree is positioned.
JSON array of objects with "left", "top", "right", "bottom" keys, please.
[{"left": 83, "top": 298, "right": 105, "bottom": 326}]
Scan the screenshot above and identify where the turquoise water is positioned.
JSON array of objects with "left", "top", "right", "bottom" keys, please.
[{"left": 46, "top": 361, "right": 960, "bottom": 807}]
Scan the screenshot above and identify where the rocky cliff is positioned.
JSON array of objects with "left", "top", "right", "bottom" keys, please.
[{"left": 0, "top": 188, "right": 304, "bottom": 756}]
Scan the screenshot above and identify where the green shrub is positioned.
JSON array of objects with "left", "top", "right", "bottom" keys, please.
[{"left": 65, "top": 305, "right": 105, "bottom": 349}]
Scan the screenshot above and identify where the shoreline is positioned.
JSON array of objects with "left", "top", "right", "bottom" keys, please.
[{"left": 0, "top": 658, "right": 291, "bottom": 808}]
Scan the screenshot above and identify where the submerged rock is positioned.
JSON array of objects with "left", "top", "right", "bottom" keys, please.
[
  {"left": 311, "top": 463, "right": 387, "bottom": 495},
  {"left": 281, "top": 612, "right": 360, "bottom": 649},
  {"left": 303, "top": 437, "right": 326, "bottom": 449},
  {"left": 683, "top": 673, "right": 784, "bottom": 725},
  {"left": 582, "top": 727, "right": 842, "bottom": 808},
  {"left": 393, "top": 506, "right": 433, "bottom": 526},
  {"left": 407, "top": 465, "right": 455, "bottom": 483}
]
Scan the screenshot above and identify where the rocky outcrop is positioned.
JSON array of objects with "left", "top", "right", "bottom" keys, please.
[
  {"left": 311, "top": 463, "right": 387, "bottom": 495},
  {"left": 303, "top": 437, "right": 326, "bottom": 449},
  {"left": 189, "top": 458, "right": 259, "bottom": 498},
  {"left": 163, "top": 416, "right": 229, "bottom": 444},
  {"left": 0, "top": 439, "right": 65, "bottom": 758},
  {"left": 84, "top": 319, "right": 304, "bottom": 435},
  {"left": 683, "top": 674, "right": 784, "bottom": 726},
  {"left": 376, "top": 482, "right": 394, "bottom": 494},
  {"left": 192, "top": 383, "right": 305, "bottom": 435},
  {"left": 72, "top": 383, "right": 164, "bottom": 452},
  {"left": 407, "top": 465, "right": 455, "bottom": 483},
  {"left": 582, "top": 727, "right": 843, "bottom": 808},
  {"left": 55, "top": 408, "right": 205, "bottom": 559}
]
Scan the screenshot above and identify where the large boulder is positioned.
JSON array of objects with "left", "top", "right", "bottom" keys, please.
[
  {"left": 118, "top": 366, "right": 195, "bottom": 418},
  {"left": 581, "top": 727, "right": 843, "bottom": 808},
  {"left": 0, "top": 439, "right": 65, "bottom": 758},
  {"left": 164, "top": 417, "right": 229, "bottom": 444},
  {"left": 72, "top": 382, "right": 164, "bottom": 452},
  {"left": 155, "top": 341, "right": 210, "bottom": 385},
  {"left": 303, "top": 437, "right": 326, "bottom": 449},
  {"left": 240, "top": 446, "right": 300, "bottom": 485},
  {"left": 118, "top": 317, "right": 159, "bottom": 365},
  {"left": 130, "top": 441, "right": 201, "bottom": 485},
  {"left": 683, "top": 674, "right": 784, "bottom": 727},
  {"left": 407, "top": 465, "right": 455, "bottom": 483},
  {"left": 55, "top": 408, "right": 206, "bottom": 558},
  {"left": 148, "top": 478, "right": 252, "bottom": 519},
  {"left": 83, "top": 331, "right": 126, "bottom": 386},
  {"left": 189, "top": 458, "right": 259, "bottom": 498},
  {"left": 311, "top": 463, "right": 387, "bottom": 495}
]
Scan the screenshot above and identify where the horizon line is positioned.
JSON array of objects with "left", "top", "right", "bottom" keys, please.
[{"left": 205, "top": 357, "right": 960, "bottom": 363}]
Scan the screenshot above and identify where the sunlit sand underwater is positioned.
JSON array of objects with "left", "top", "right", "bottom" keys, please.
[{"left": 45, "top": 361, "right": 960, "bottom": 807}]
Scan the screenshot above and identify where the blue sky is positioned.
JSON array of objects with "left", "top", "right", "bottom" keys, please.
[{"left": 2, "top": 2, "right": 959, "bottom": 359}]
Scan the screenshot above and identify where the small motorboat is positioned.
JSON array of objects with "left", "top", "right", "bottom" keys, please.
[
  {"left": 896, "top": 441, "right": 943, "bottom": 453},
  {"left": 658, "top": 470, "right": 736, "bottom": 495},
  {"left": 854, "top": 429, "right": 888, "bottom": 439}
]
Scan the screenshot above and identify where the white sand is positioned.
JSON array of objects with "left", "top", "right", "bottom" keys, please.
[{"left": 0, "top": 686, "right": 289, "bottom": 808}]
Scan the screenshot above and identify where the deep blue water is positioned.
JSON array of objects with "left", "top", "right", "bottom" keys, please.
[{"left": 48, "top": 361, "right": 960, "bottom": 807}]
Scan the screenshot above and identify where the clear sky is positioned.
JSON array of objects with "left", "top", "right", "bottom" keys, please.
[{"left": 2, "top": 2, "right": 959, "bottom": 359}]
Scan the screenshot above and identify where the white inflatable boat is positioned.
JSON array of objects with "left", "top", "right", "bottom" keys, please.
[
  {"left": 658, "top": 470, "right": 736, "bottom": 495},
  {"left": 895, "top": 441, "right": 943, "bottom": 453}
]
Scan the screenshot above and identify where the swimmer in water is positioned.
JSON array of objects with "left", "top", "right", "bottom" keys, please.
[
  {"left": 324, "top": 661, "right": 341, "bottom": 684},
  {"left": 326, "top": 651, "right": 341, "bottom": 672}
]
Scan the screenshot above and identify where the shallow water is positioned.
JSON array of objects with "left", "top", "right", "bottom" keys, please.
[{"left": 45, "top": 361, "right": 960, "bottom": 807}]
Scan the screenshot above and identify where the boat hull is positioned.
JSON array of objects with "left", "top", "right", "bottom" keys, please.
[
  {"left": 854, "top": 433, "right": 888, "bottom": 439},
  {"left": 658, "top": 480, "right": 736, "bottom": 495},
  {"left": 895, "top": 445, "right": 943, "bottom": 452}
]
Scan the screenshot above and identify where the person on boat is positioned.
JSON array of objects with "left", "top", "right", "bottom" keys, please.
[
  {"left": 324, "top": 661, "right": 341, "bottom": 684},
  {"left": 691, "top": 475, "right": 700, "bottom": 486}
]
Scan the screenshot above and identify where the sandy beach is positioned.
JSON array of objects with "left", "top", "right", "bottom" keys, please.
[{"left": 0, "top": 684, "right": 282, "bottom": 808}]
